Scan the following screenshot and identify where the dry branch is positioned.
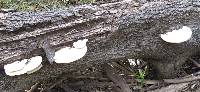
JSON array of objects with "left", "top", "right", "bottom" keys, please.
[{"left": 0, "top": 0, "right": 200, "bottom": 91}]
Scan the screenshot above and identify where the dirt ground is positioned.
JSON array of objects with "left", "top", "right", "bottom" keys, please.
[{"left": 23, "top": 56, "right": 200, "bottom": 92}]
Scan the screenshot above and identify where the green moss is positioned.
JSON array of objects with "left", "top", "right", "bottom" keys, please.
[{"left": 0, "top": 0, "right": 95, "bottom": 11}]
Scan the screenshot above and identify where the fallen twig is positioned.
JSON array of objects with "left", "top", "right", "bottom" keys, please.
[
  {"left": 189, "top": 58, "right": 200, "bottom": 68},
  {"left": 163, "top": 76, "right": 200, "bottom": 84},
  {"left": 26, "top": 83, "right": 40, "bottom": 92},
  {"left": 104, "top": 63, "right": 132, "bottom": 92},
  {"left": 40, "top": 78, "right": 65, "bottom": 92},
  {"left": 137, "top": 75, "right": 200, "bottom": 85}
]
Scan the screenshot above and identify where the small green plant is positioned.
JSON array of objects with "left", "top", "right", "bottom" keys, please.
[{"left": 135, "top": 66, "right": 148, "bottom": 87}]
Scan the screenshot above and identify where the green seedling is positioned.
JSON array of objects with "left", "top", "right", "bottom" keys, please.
[{"left": 135, "top": 66, "right": 148, "bottom": 87}]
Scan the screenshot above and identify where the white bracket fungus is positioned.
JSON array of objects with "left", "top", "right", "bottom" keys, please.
[
  {"left": 160, "top": 26, "right": 192, "bottom": 43},
  {"left": 4, "top": 39, "right": 88, "bottom": 76},
  {"left": 4, "top": 56, "right": 43, "bottom": 76},
  {"left": 54, "top": 39, "right": 88, "bottom": 63}
]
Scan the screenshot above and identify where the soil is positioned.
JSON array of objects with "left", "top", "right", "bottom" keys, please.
[{"left": 25, "top": 57, "right": 200, "bottom": 92}]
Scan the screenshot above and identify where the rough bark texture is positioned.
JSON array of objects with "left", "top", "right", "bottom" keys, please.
[{"left": 0, "top": 0, "right": 200, "bottom": 91}]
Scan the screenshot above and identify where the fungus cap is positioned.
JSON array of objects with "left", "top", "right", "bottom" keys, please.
[
  {"left": 4, "top": 56, "right": 43, "bottom": 76},
  {"left": 23, "top": 56, "right": 43, "bottom": 73},
  {"left": 73, "top": 39, "right": 88, "bottom": 49},
  {"left": 54, "top": 39, "right": 88, "bottom": 63},
  {"left": 160, "top": 26, "right": 192, "bottom": 43},
  {"left": 4, "top": 59, "right": 28, "bottom": 73}
]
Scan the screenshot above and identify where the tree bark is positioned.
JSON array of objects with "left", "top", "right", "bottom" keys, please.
[{"left": 0, "top": 0, "right": 200, "bottom": 91}]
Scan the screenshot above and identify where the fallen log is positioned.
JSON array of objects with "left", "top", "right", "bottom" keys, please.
[{"left": 0, "top": 0, "right": 200, "bottom": 91}]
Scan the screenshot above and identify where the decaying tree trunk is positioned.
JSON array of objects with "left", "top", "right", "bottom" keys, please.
[{"left": 1, "top": 0, "right": 200, "bottom": 91}]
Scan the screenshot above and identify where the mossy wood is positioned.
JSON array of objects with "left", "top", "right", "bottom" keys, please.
[{"left": 0, "top": 0, "right": 200, "bottom": 91}]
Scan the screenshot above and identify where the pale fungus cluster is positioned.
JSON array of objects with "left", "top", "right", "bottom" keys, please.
[
  {"left": 160, "top": 26, "right": 192, "bottom": 43},
  {"left": 54, "top": 39, "right": 88, "bottom": 63},
  {"left": 4, "top": 39, "right": 88, "bottom": 76},
  {"left": 4, "top": 56, "right": 43, "bottom": 76}
]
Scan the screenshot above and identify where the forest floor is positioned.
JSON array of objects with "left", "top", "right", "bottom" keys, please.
[{"left": 24, "top": 57, "right": 200, "bottom": 92}]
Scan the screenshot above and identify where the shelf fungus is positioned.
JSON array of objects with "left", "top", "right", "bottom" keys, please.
[
  {"left": 160, "top": 26, "right": 192, "bottom": 43},
  {"left": 4, "top": 56, "right": 43, "bottom": 76},
  {"left": 54, "top": 39, "right": 88, "bottom": 63}
]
